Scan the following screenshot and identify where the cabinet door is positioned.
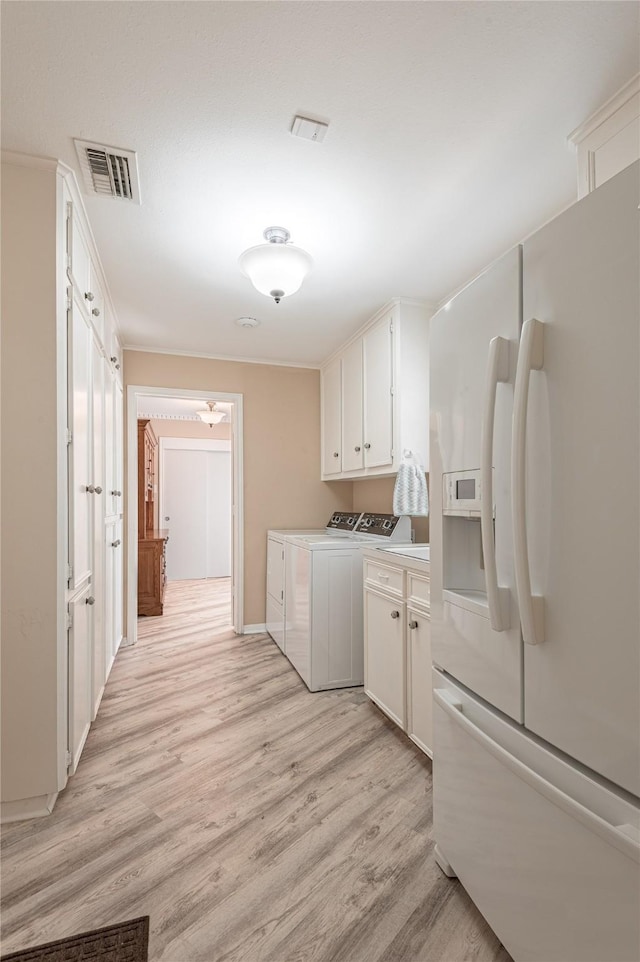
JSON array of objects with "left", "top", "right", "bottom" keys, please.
[
  {"left": 363, "top": 314, "right": 393, "bottom": 468},
  {"left": 407, "top": 607, "right": 432, "bottom": 756},
  {"left": 114, "top": 383, "right": 123, "bottom": 512},
  {"left": 67, "top": 295, "right": 93, "bottom": 592},
  {"left": 321, "top": 357, "right": 342, "bottom": 475},
  {"left": 364, "top": 588, "right": 405, "bottom": 727},
  {"left": 341, "top": 339, "right": 364, "bottom": 472},
  {"left": 91, "top": 339, "right": 106, "bottom": 718},
  {"left": 87, "top": 263, "right": 105, "bottom": 343},
  {"left": 68, "top": 586, "right": 93, "bottom": 775},
  {"left": 68, "top": 206, "right": 92, "bottom": 305},
  {"left": 104, "top": 367, "right": 116, "bottom": 518},
  {"left": 105, "top": 519, "right": 123, "bottom": 671}
]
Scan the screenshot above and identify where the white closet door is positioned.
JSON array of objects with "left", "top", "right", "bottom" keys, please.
[
  {"left": 67, "top": 295, "right": 92, "bottom": 592},
  {"left": 91, "top": 345, "right": 106, "bottom": 716},
  {"left": 163, "top": 446, "right": 231, "bottom": 581}
]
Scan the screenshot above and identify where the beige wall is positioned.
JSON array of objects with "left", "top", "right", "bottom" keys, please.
[
  {"left": 1, "top": 162, "right": 61, "bottom": 800},
  {"left": 124, "top": 352, "right": 353, "bottom": 625},
  {"left": 353, "top": 476, "right": 430, "bottom": 544}
]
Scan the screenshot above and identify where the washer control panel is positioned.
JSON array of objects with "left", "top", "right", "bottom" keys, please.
[{"left": 355, "top": 513, "right": 406, "bottom": 538}]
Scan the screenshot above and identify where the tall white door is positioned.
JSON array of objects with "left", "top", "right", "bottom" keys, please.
[
  {"left": 522, "top": 161, "right": 639, "bottom": 795},
  {"left": 161, "top": 441, "right": 231, "bottom": 581}
]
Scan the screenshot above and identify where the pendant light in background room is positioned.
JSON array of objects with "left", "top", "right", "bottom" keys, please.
[
  {"left": 196, "top": 401, "right": 225, "bottom": 427},
  {"left": 239, "top": 227, "right": 312, "bottom": 303}
]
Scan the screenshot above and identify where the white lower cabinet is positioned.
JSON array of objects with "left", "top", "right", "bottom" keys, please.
[
  {"left": 363, "top": 551, "right": 432, "bottom": 757},
  {"left": 407, "top": 606, "right": 432, "bottom": 755},
  {"left": 68, "top": 585, "right": 94, "bottom": 775},
  {"left": 364, "top": 589, "right": 406, "bottom": 727}
]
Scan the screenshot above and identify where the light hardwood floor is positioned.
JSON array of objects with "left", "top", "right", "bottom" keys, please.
[{"left": 1, "top": 579, "right": 512, "bottom": 962}]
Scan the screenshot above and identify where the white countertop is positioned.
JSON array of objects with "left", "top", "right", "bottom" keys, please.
[{"left": 362, "top": 542, "right": 430, "bottom": 574}]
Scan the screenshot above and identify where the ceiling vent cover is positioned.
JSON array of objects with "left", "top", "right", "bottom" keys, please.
[{"left": 74, "top": 139, "right": 141, "bottom": 204}]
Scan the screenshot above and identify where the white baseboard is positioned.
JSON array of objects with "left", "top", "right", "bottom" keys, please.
[
  {"left": 243, "top": 623, "right": 267, "bottom": 634},
  {"left": 1, "top": 792, "right": 58, "bottom": 823}
]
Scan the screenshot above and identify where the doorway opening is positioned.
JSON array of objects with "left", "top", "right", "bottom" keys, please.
[{"left": 126, "top": 386, "right": 244, "bottom": 646}]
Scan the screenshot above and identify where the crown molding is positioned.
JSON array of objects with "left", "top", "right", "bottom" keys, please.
[
  {"left": 123, "top": 344, "right": 321, "bottom": 370},
  {"left": 568, "top": 73, "right": 640, "bottom": 145}
]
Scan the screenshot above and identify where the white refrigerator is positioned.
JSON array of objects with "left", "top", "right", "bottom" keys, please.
[{"left": 429, "top": 160, "right": 639, "bottom": 962}]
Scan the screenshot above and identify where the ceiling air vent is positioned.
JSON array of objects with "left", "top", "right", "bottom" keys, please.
[{"left": 74, "top": 139, "right": 141, "bottom": 204}]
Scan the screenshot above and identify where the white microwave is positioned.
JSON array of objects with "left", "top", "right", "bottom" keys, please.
[{"left": 442, "top": 468, "right": 486, "bottom": 517}]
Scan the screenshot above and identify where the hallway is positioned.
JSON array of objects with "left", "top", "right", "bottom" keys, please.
[{"left": 1, "top": 582, "right": 510, "bottom": 962}]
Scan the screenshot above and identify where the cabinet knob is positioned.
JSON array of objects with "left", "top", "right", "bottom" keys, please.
[
  {"left": 85, "top": 484, "right": 95, "bottom": 493},
  {"left": 110, "top": 490, "right": 122, "bottom": 497},
  {"left": 390, "top": 610, "right": 400, "bottom": 619},
  {"left": 86, "top": 596, "right": 95, "bottom": 605},
  {"left": 84, "top": 291, "right": 94, "bottom": 302},
  {"left": 409, "top": 620, "right": 419, "bottom": 630},
  {"left": 364, "top": 442, "right": 371, "bottom": 450},
  {"left": 333, "top": 451, "right": 339, "bottom": 458},
  {"left": 355, "top": 446, "right": 361, "bottom": 453},
  {"left": 115, "top": 364, "right": 121, "bottom": 370},
  {"left": 92, "top": 307, "right": 101, "bottom": 317},
  {"left": 94, "top": 486, "right": 103, "bottom": 494},
  {"left": 111, "top": 539, "right": 121, "bottom": 548}
]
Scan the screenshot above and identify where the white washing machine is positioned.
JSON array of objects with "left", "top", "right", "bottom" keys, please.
[{"left": 267, "top": 512, "right": 411, "bottom": 692}]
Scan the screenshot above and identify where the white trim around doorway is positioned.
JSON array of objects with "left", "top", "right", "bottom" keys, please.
[{"left": 126, "top": 386, "right": 244, "bottom": 645}]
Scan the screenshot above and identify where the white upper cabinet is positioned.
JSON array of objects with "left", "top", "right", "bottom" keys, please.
[
  {"left": 321, "top": 299, "right": 431, "bottom": 480},
  {"left": 341, "top": 339, "right": 364, "bottom": 472},
  {"left": 362, "top": 312, "right": 393, "bottom": 469},
  {"left": 569, "top": 74, "right": 639, "bottom": 198},
  {"left": 321, "top": 356, "right": 342, "bottom": 476}
]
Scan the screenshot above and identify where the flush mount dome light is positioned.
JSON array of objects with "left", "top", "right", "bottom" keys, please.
[
  {"left": 196, "top": 401, "right": 225, "bottom": 427},
  {"left": 238, "top": 227, "right": 312, "bottom": 304}
]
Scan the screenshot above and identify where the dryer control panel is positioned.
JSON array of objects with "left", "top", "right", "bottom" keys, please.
[{"left": 326, "top": 512, "right": 363, "bottom": 532}]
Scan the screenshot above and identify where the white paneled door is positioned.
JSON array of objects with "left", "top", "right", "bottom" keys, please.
[{"left": 160, "top": 439, "right": 232, "bottom": 581}]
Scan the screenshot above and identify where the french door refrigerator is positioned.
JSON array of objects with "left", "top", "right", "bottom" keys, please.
[{"left": 429, "top": 160, "right": 639, "bottom": 962}]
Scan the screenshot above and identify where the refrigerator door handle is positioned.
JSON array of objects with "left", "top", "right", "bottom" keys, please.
[
  {"left": 512, "top": 317, "right": 545, "bottom": 645},
  {"left": 480, "top": 335, "right": 511, "bottom": 631}
]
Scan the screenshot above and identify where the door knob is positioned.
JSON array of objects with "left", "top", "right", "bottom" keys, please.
[
  {"left": 333, "top": 452, "right": 339, "bottom": 458},
  {"left": 86, "top": 596, "right": 95, "bottom": 605},
  {"left": 85, "top": 484, "right": 95, "bottom": 493},
  {"left": 409, "top": 620, "right": 419, "bottom": 630},
  {"left": 94, "top": 486, "right": 103, "bottom": 494},
  {"left": 364, "top": 442, "right": 371, "bottom": 450},
  {"left": 84, "top": 291, "right": 94, "bottom": 302},
  {"left": 355, "top": 446, "right": 361, "bottom": 452},
  {"left": 390, "top": 610, "right": 400, "bottom": 619},
  {"left": 164, "top": 516, "right": 170, "bottom": 521},
  {"left": 92, "top": 307, "right": 101, "bottom": 317}
]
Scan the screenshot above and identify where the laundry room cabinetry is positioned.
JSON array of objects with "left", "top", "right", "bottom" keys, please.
[
  {"left": 1, "top": 153, "right": 124, "bottom": 822},
  {"left": 321, "top": 357, "right": 342, "bottom": 475},
  {"left": 363, "top": 548, "right": 432, "bottom": 757},
  {"left": 320, "top": 298, "right": 431, "bottom": 481}
]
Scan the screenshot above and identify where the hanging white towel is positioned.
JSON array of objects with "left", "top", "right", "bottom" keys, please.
[{"left": 393, "top": 452, "right": 429, "bottom": 517}]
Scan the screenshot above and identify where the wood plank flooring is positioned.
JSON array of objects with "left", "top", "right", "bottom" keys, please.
[{"left": 1, "top": 579, "right": 512, "bottom": 962}]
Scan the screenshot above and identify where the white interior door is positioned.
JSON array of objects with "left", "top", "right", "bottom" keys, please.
[{"left": 161, "top": 440, "right": 231, "bottom": 581}]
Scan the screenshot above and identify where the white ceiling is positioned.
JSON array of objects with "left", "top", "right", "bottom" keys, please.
[{"left": 2, "top": 2, "right": 638, "bottom": 366}]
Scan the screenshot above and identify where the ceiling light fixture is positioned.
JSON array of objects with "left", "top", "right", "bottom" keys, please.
[
  {"left": 196, "top": 401, "right": 225, "bottom": 427},
  {"left": 238, "top": 227, "right": 312, "bottom": 304}
]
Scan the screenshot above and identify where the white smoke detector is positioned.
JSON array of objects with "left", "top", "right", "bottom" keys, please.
[
  {"left": 235, "top": 316, "right": 260, "bottom": 328},
  {"left": 291, "top": 115, "right": 329, "bottom": 143}
]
